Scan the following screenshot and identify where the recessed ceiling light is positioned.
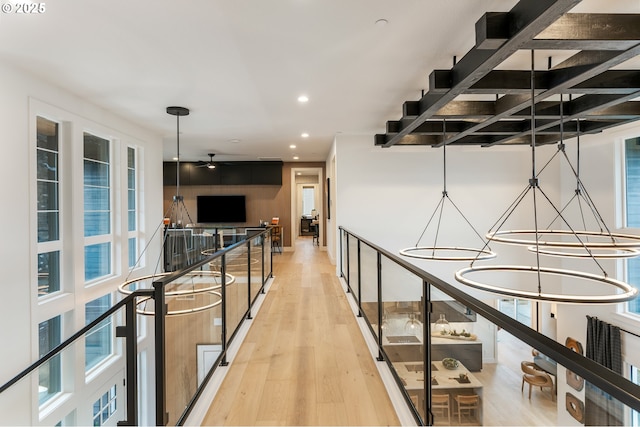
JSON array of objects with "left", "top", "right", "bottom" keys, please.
[
  {"left": 229, "top": 139, "right": 241, "bottom": 143},
  {"left": 290, "top": 144, "right": 296, "bottom": 149},
  {"left": 297, "top": 172, "right": 302, "bottom": 176},
  {"left": 301, "top": 133, "right": 309, "bottom": 138},
  {"left": 298, "top": 95, "right": 309, "bottom": 103},
  {"left": 172, "top": 157, "right": 178, "bottom": 161},
  {"left": 293, "top": 156, "right": 299, "bottom": 160}
]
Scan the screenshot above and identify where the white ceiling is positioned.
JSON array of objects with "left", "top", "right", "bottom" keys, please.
[{"left": 0, "top": 0, "right": 637, "bottom": 163}]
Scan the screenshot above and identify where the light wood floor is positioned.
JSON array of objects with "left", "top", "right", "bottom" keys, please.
[{"left": 201, "top": 237, "right": 401, "bottom": 426}]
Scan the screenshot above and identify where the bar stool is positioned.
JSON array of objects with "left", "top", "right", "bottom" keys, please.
[
  {"left": 431, "top": 393, "right": 451, "bottom": 424},
  {"left": 454, "top": 393, "right": 479, "bottom": 425}
]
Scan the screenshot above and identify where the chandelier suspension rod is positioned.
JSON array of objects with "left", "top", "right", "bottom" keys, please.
[
  {"left": 176, "top": 112, "right": 181, "bottom": 199},
  {"left": 530, "top": 49, "right": 543, "bottom": 296}
]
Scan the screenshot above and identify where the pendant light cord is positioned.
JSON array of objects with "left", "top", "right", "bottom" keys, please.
[{"left": 530, "top": 50, "right": 543, "bottom": 296}]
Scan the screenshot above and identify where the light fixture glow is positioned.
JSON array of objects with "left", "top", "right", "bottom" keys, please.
[
  {"left": 293, "top": 156, "right": 299, "bottom": 160},
  {"left": 298, "top": 95, "right": 309, "bottom": 103},
  {"left": 289, "top": 144, "right": 296, "bottom": 149},
  {"left": 301, "top": 133, "right": 309, "bottom": 138}
]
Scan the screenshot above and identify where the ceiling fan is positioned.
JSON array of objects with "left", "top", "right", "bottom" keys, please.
[{"left": 196, "top": 153, "right": 217, "bottom": 169}]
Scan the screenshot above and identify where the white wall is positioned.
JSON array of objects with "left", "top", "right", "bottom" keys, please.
[
  {"left": 334, "top": 133, "right": 562, "bottom": 288},
  {"left": 0, "top": 62, "right": 163, "bottom": 425}
]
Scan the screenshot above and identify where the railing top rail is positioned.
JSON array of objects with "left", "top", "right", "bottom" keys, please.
[{"left": 339, "top": 226, "right": 640, "bottom": 412}]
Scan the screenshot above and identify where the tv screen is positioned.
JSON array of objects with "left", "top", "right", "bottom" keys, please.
[{"left": 197, "top": 195, "right": 247, "bottom": 223}]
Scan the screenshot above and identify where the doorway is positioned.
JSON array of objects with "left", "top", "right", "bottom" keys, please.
[{"left": 290, "top": 167, "right": 323, "bottom": 247}]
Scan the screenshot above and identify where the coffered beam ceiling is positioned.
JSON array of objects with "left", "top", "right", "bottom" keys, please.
[{"left": 376, "top": 0, "right": 640, "bottom": 148}]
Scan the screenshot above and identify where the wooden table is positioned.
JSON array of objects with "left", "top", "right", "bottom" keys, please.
[{"left": 394, "top": 360, "right": 483, "bottom": 425}]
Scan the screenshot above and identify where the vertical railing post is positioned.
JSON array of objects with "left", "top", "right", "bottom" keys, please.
[
  {"left": 261, "top": 233, "right": 266, "bottom": 293},
  {"left": 339, "top": 228, "right": 344, "bottom": 278},
  {"left": 269, "top": 227, "right": 274, "bottom": 278},
  {"left": 220, "top": 254, "right": 229, "bottom": 366},
  {"left": 247, "top": 240, "right": 252, "bottom": 319},
  {"left": 376, "top": 252, "right": 384, "bottom": 362},
  {"left": 153, "top": 281, "right": 167, "bottom": 426},
  {"left": 357, "top": 240, "right": 362, "bottom": 317},
  {"left": 117, "top": 297, "right": 138, "bottom": 426},
  {"left": 346, "top": 233, "right": 351, "bottom": 293},
  {"left": 424, "top": 279, "right": 433, "bottom": 426}
]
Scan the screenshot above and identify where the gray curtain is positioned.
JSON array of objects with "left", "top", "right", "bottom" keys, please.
[{"left": 585, "top": 316, "right": 623, "bottom": 426}]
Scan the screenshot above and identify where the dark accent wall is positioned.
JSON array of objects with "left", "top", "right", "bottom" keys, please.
[{"left": 163, "top": 161, "right": 283, "bottom": 186}]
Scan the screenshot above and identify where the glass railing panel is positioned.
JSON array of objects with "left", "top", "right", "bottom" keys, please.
[
  {"left": 340, "top": 229, "right": 348, "bottom": 279},
  {"left": 162, "top": 268, "right": 224, "bottom": 425},
  {"left": 380, "top": 255, "right": 426, "bottom": 422},
  {"left": 249, "top": 237, "right": 263, "bottom": 303},
  {"left": 347, "top": 234, "right": 359, "bottom": 297},
  {"left": 360, "top": 243, "right": 379, "bottom": 337},
  {"left": 225, "top": 243, "right": 250, "bottom": 339},
  {"left": 264, "top": 232, "right": 272, "bottom": 283},
  {"left": 427, "top": 284, "right": 485, "bottom": 426}
]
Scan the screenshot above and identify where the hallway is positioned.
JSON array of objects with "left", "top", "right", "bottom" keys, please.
[{"left": 201, "top": 237, "right": 400, "bottom": 425}]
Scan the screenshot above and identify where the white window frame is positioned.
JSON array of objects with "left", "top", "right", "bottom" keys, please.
[
  {"left": 621, "top": 135, "right": 640, "bottom": 318},
  {"left": 126, "top": 145, "right": 141, "bottom": 270},
  {"left": 36, "top": 116, "right": 64, "bottom": 299}
]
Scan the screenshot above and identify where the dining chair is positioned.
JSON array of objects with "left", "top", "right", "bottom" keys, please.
[
  {"left": 521, "top": 361, "right": 555, "bottom": 401},
  {"left": 453, "top": 393, "right": 480, "bottom": 425},
  {"left": 431, "top": 393, "right": 451, "bottom": 424}
]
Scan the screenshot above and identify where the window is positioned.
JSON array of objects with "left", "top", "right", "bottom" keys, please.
[
  {"left": 498, "top": 298, "right": 531, "bottom": 325},
  {"left": 84, "top": 132, "right": 111, "bottom": 281},
  {"left": 39, "top": 316, "right": 61, "bottom": 405},
  {"left": 625, "top": 137, "right": 640, "bottom": 227},
  {"left": 92, "top": 385, "right": 116, "bottom": 426},
  {"left": 625, "top": 137, "right": 640, "bottom": 315},
  {"left": 37, "top": 117, "right": 61, "bottom": 296},
  {"left": 85, "top": 294, "right": 112, "bottom": 371},
  {"left": 127, "top": 147, "right": 138, "bottom": 268},
  {"left": 302, "top": 186, "right": 315, "bottom": 216}
]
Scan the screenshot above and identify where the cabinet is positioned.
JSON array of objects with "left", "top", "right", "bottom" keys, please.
[{"left": 300, "top": 218, "right": 314, "bottom": 235}]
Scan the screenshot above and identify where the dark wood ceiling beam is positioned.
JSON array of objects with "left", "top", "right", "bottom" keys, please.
[
  {"left": 431, "top": 70, "right": 640, "bottom": 95},
  {"left": 483, "top": 91, "right": 640, "bottom": 146},
  {"left": 406, "top": 100, "right": 640, "bottom": 120},
  {"left": 381, "top": 0, "right": 580, "bottom": 147},
  {"left": 526, "top": 13, "right": 640, "bottom": 50}
]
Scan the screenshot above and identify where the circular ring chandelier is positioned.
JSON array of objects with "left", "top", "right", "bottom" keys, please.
[
  {"left": 487, "top": 229, "right": 640, "bottom": 249},
  {"left": 399, "top": 246, "right": 496, "bottom": 261},
  {"left": 454, "top": 52, "right": 640, "bottom": 304},
  {"left": 119, "top": 270, "right": 235, "bottom": 316},
  {"left": 455, "top": 265, "right": 638, "bottom": 304},
  {"left": 400, "top": 118, "right": 496, "bottom": 261},
  {"left": 528, "top": 245, "right": 640, "bottom": 259}
]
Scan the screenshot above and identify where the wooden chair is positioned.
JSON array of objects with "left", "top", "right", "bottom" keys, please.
[
  {"left": 431, "top": 393, "right": 451, "bottom": 424},
  {"left": 521, "top": 361, "right": 555, "bottom": 401},
  {"left": 453, "top": 393, "right": 479, "bottom": 425},
  {"left": 271, "top": 225, "right": 282, "bottom": 253}
]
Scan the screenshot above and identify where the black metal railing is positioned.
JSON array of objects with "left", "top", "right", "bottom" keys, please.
[
  {"left": 339, "top": 226, "right": 640, "bottom": 426},
  {"left": 0, "top": 227, "right": 274, "bottom": 426}
]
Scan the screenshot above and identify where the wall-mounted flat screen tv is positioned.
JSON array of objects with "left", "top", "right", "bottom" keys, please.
[{"left": 197, "top": 195, "right": 246, "bottom": 223}]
